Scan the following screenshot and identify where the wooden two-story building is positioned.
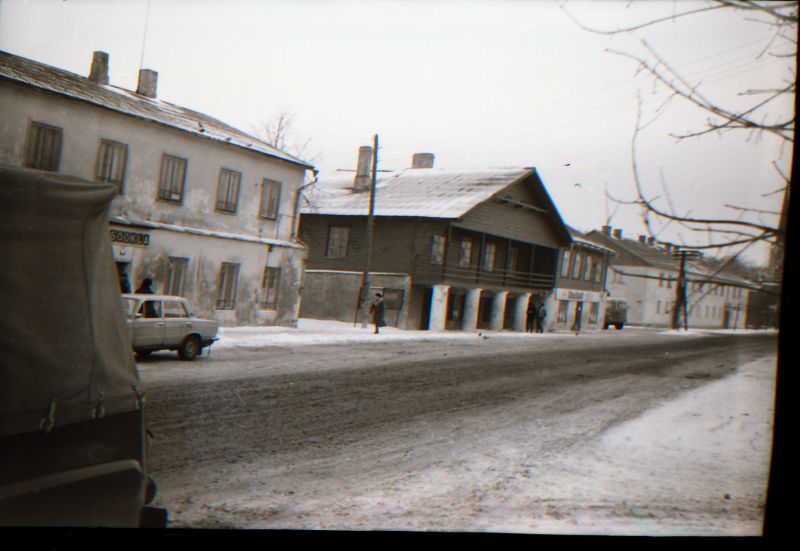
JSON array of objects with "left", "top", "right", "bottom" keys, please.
[{"left": 298, "top": 149, "right": 573, "bottom": 331}]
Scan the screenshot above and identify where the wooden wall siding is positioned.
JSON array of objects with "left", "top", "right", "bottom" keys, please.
[
  {"left": 556, "top": 246, "right": 609, "bottom": 292},
  {"left": 454, "top": 177, "right": 564, "bottom": 248}
]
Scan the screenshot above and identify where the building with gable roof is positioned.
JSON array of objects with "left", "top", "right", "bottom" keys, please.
[
  {"left": 587, "top": 226, "right": 752, "bottom": 329},
  {"left": 0, "top": 49, "right": 315, "bottom": 327},
  {"left": 298, "top": 147, "right": 573, "bottom": 331}
]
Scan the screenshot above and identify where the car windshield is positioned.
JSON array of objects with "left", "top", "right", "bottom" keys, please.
[{"left": 121, "top": 297, "right": 138, "bottom": 319}]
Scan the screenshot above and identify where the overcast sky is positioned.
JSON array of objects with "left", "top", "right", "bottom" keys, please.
[{"left": 1, "top": 0, "right": 793, "bottom": 265}]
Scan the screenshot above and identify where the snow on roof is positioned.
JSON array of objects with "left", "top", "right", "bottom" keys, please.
[
  {"left": 0, "top": 50, "right": 313, "bottom": 170},
  {"left": 302, "top": 167, "right": 533, "bottom": 218},
  {"left": 567, "top": 227, "right": 616, "bottom": 255}
]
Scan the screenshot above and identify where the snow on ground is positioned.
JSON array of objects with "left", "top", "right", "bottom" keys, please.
[{"left": 216, "top": 318, "right": 775, "bottom": 348}]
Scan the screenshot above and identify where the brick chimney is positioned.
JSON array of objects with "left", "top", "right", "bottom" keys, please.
[
  {"left": 601, "top": 225, "right": 612, "bottom": 236},
  {"left": 136, "top": 69, "right": 158, "bottom": 98},
  {"left": 88, "top": 51, "right": 110, "bottom": 84},
  {"left": 411, "top": 152, "right": 435, "bottom": 169},
  {"left": 638, "top": 235, "right": 647, "bottom": 244},
  {"left": 647, "top": 236, "right": 655, "bottom": 246},
  {"left": 353, "top": 145, "right": 373, "bottom": 193},
  {"left": 612, "top": 228, "right": 622, "bottom": 239}
]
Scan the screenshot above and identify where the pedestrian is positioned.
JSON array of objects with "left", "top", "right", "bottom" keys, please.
[
  {"left": 368, "top": 292, "right": 387, "bottom": 334},
  {"left": 525, "top": 300, "right": 537, "bottom": 333},
  {"left": 135, "top": 278, "right": 154, "bottom": 294},
  {"left": 536, "top": 304, "right": 547, "bottom": 333},
  {"left": 119, "top": 272, "right": 131, "bottom": 293}
]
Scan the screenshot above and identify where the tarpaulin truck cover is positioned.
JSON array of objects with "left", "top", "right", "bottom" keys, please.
[
  {"left": 0, "top": 164, "right": 141, "bottom": 437},
  {"left": 0, "top": 165, "right": 162, "bottom": 527}
]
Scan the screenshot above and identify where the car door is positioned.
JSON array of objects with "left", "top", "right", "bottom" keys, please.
[
  {"left": 162, "top": 299, "right": 191, "bottom": 347},
  {"left": 131, "top": 299, "right": 164, "bottom": 348}
]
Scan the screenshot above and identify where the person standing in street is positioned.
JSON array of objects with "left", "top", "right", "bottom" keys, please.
[
  {"left": 526, "top": 300, "right": 537, "bottom": 333},
  {"left": 135, "top": 278, "right": 154, "bottom": 294},
  {"left": 536, "top": 304, "right": 547, "bottom": 333},
  {"left": 369, "top": 292, "right": 387, "bottom": 334}
]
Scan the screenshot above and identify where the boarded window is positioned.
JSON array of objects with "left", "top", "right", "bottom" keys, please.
[
  {"left": 24, "top": 121, "right": 62, "bottom": 171},
  {"left": 216, "top": 168, "right": 241, "bottom": 213},
  {"left": 95, "top": 139, "right": 128, "bottom": 192},
  {"left": 325, "top": 225, "right": 350, "bottom": 258},
  {"left": 430, "top": 235, "right": 446, "bottom": 265},
  {"left": 482, "top": 242, "right": 496, "bottom": 272},
  {"left": 260, "top": 266, "right": 281, "bottom": 309},
  {"left": 158, "top": 154, "right": 187, "bottom": 203},
  {"left": 216, "top": 262, "right": 240, "bottom": 310},
  {"left": 164, "top": 257, "right": 188, "bottom": 296},
  {"left": 458, "top": 238, "right": 473, "bottom": 269},
  {"left": 259, "top": 178, "right": 282, "bottom": 219}
]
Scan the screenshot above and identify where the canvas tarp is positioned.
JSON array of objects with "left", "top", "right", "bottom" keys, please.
[{"left": 0, "top": 164, "right": 140, "bottom": 438}]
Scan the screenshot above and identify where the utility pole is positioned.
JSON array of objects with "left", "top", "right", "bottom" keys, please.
[
  {"left": 353, "top": 134, "right": 379, "bottom": 327},
  {"left": 671, "top": 249, "right": 700, "bottom": 331}
]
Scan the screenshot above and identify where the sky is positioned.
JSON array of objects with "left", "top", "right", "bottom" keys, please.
[{"left": 0, "top": 0, "right": 794, "bottom": 265}]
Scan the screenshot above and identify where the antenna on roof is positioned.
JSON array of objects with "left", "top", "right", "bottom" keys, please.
[{"left": 139, "top": 0, "right": 152, "bottom": 72}]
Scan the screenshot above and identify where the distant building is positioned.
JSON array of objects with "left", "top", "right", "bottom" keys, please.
[
  {"left": 551, "top": 228, "right": 616, "bottom": 332},
  {"left": 298, "top": 148, "right": 573, "bottom": 331},
  {"left": 0, "top": 50, "right": 314, "bottom": 326},
  {"left": 587, "top": 227, "right": 751, "bottom": 329}
]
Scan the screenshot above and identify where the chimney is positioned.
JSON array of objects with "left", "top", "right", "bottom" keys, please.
[
  {"left": 136, "top": 69, "right": 158, "bottom": 98},
  {"left": 88, "top": 51, "right": 110, "bottom": 84},
  {"left": 353, "top": 145, "right": 373, "bottom": 193},
  {"left": 647, "top": 236, "right": 655, "bottom": 246},
  {"left": 601, "top": 225, "right": 612, "bottom": 236},
  {"left": 612, "top": 228, "right": 622, "bottom": 239},
  {"left": 411, "top": 152, "right": 435, "bottom": 169},
  {"left": 638, "top": 235, "right": 647, "bottom": 244}
]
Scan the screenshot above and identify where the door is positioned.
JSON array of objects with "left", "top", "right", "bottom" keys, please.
[
  {"left": 573, "top": 301, "right": 584, "bottom": 331},
  {"left": 162, "top": 299, "right": 192, "bottom": 347},
  {"left": 131, "top": 299, "right": 164, "bottom": 348},
  {"left": 420, "top": 287, "right": 433, "bottom": 330}
]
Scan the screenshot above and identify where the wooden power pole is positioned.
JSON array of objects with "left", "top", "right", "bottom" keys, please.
[{"left": 353, "top": 134, "right": 379, "bottom": 327}]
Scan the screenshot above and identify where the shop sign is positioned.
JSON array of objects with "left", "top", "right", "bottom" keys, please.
[
  {"left": 555, "top": 288, "right": 601, "bottom": 302},
  {"left": 110, "top": 228, "right": 150, "bottom": 247}
]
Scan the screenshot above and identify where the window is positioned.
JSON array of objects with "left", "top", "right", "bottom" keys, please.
[
  {"left": 458, "top": 238, "right": 473, "bottom": 269},
  {"left": 24, "top": 121, "right": 62, "bottom": 171},
  {"left": 482, "top": 242, "right": 497, "bottom": 272},
  {"left": 667, "top": 275, "right": 673, "bottom": 288},
  {"left": 592, "top": 259, "right": 601, "bottom": 283},
  {"left": 571, "top": 253, "right": 582, "bottom": 279},
  {"left": 430, "top": 235, "right": 446, "bottom": 265},
  {"left": 164, "top": 257, "right": 188, "bottom": 296},
  {"left": 163, "top": 300, "right": 189, "bottom": 318},
  {"left": 259, "top": 179, "right": 282, "bottom": 219},
  {"left": 259, "top": 266, "right": 281, "bottom": 309},
  {"left": 95, "top": 139, "right": 128, "bottom": 192},
  {"left": 216, "top": 262, "right": 240, "bottom": 310},
  {"left": 158, "top": 154, "right": 187, "bottom": 203},
  {"left": 137, "top": 299, "right": 161, "bottom": 319},
  {"left": 657, "top": 300, "right": 661, "bottom": 314},
  {"left": 557, "top": 300, "right": 568, "bottom": 323},
  {"left": 325, "top": 226, "right": 350, "bottom": 258},
  {"left": 659, "top": 273, "right": 664, "bottom": 287},
  {"left": 583, "top": 255, "right": 593, "bottom": 281},
  {"left": 508, "top": 247, "right": 519, "bottom": 274},
  {"left": 560, "top": 250, "right": 571, "bottom": 277},
  {"left": 216, "top": 168, "right": 241, "bottom": 213}
]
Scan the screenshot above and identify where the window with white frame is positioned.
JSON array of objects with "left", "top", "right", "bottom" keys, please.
[
  {"left": 95, "top": 139, "right": 128, "bottom": 192},
  {"left": 259, "top": 178, "right": 282, "bottom": 219},
  {"left": 482, "top": 242, "right": 497, "bottom": 272},
  {"left": 571, "top": 252, "right": 582, "bottom": 279},
  {"left": 458, "top": 238, "right": 473, "bottom": 269},
  {"left": 158, "top": 154, "right": 187, "bottom": 203},
  {"left": 164, "top": 256, "right": 188, "bottom": 296},
  {"left": 216, "top": 262, "right": 240, "bottom": 310},
  {"left": 430, "top": 235, "right": 446, "bottom": 265},
  {"left": 583, "top": 255, "right": 593, "bottom": 281},
  {"left": 25, "top": 121, "right": 62, "bottom": 171},
  {"left": 561, "top": 250, "right": 571, "bottom": 277},
  {"left": 216, "top": 168, "right": 241, "bottom": 213}
]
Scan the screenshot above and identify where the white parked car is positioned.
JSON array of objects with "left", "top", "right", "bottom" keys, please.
[{"left": 121, "top": 294, "right": 219, "bottom": 361}]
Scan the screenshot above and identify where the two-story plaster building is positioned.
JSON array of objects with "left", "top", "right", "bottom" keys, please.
[
  {"left": 0, "top": 50, "right": 314, "bottom": 326},
  {"left": 587, "top": 226, "right": 751, "bottom": 329},
  {"left": 299, "top": 148, "right": 573, "bottom": 331}
]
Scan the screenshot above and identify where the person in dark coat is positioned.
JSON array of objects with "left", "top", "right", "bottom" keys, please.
[
  {"left": 368, "top": 293, "right": 387, "bottom": 334},
  {"left": 135, "top": 278, "right": 154, "bottom": 294},
  {"left": 119, "top": 272, "right": 132, "bottom": 294},
  {"left": 525, "top": 300, "right": 537, "bottom": 333},
  {"left": 536, "top": 304, "right": 547, "bottom": 333}
]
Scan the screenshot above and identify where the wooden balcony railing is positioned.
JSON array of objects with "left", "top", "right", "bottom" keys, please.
[{"left": 413, "top": 264, "right": 555, "bottom": 290}]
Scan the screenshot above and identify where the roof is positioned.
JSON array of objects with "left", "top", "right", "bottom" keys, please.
[
  {"left": 0, "top": 50, "right": 313, "bottom": 170},
  {"left": 302, "top": 167, "right": 536, "bottom": 218},
  {"left": 587, "top": 230, "right": 753, "bottom": 287},
  {"left": 566, "top": 227, "right": 616, "bottom": 255}
]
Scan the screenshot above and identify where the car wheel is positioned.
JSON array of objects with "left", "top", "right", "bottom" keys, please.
[
  {"left": 178, "top": 335, "right": 201, "bottom": 361},
  {"left": 615, "top": 323, "right": 624, "bottom": 330},
  {"left": 135, "top": 350, "right": 151, "bottom": 360}
]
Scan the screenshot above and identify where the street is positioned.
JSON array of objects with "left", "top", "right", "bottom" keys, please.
[{"left": 140, "top": 328, "right": 777, "bottom": 533}]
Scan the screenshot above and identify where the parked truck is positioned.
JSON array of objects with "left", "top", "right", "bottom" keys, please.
[
  {"left": 0, "top": 164, "right": 166, "bottom": 527},
  {"left": 603, "top": 297, "right": 628, "bottom": 330}
]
